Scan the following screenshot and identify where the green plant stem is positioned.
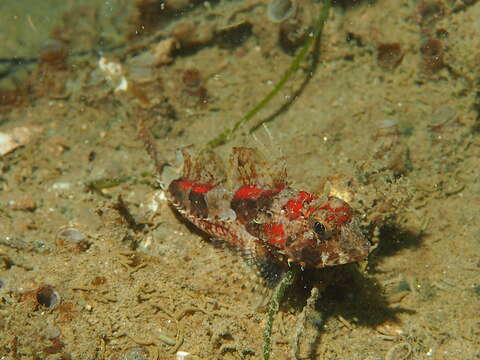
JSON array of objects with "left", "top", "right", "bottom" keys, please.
[
  {"left": 86, "top": 176, "right": 132, "bottom": 190},
  {"left": 263, "top": 267, "right": 297, "bottom": 360},
  {"left": 206, "top": 0, "right": 332, "bottom": 149}
]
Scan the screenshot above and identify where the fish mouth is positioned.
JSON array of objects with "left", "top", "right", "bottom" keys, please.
[
  {"left": 348, "top": 248, "right": 370, "bottom": 263},
  {"left": 342, "top": 240, "right": 371, "bottom": 263},
  {"left": 317, "top": 240, "right": 371, "bottom": 268}
]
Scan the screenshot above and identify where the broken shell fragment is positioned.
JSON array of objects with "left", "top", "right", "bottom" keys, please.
[
  {"left": 267, "top": 0, "right": 297, "bottom": 23},
  {"left": 56, "top": 227, "right": 87, "bottom": 243},
  {"left": 171, "top": 22, "right": 215, "bottom": 48},
  {"left": 36, "top": 285, "right": 61, "bottom": 309},
  {"left": 98, "top": 57, "right": 128, "bottom": 92},
  {"left": 151, "top": 38, "right": 176, "bottom": 66},
  {"left": 127, "top": 38, "right": 176, "bottom": 83},
  {"left": 0, "top": 126, "right": 42, "bottom": 156},
  {"left": 129, "top": 38, "right": 175, "bottom": 68}
]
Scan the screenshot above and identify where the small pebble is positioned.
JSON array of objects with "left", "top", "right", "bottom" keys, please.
[{"left": 377, "top": 43, "right": 403, "bottom": 70}]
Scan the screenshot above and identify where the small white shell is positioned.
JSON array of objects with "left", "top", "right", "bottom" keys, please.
[{"left": 267, "top": 0, "right": 297, "bottom": 23}]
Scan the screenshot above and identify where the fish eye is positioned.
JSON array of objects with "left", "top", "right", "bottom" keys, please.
[
  {"left": 313, "top": 221, "right": 333, "bottom": 243},
  {"left": 313, "top": 221, "right": 326, "bottom": 235}
]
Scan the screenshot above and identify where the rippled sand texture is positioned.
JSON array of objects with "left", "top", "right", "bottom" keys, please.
[{"left": 0, "top": 1, "right": 479, "bottom": 359}]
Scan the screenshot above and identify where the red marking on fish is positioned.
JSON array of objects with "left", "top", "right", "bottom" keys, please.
[
  {"left": 234, "top": 185, "right": 264, "bottom": 200},
  {"left": 319, "top": 197, "right": 353, "bottom": 228},
  {"left": 178, "top": 179, "right": 194, "bottom": 190},
  {"left": 263, "top": 223, "right": 286, "bottom": 247},
  {"left": 284, "top": 190, "right": 316, "bottom": 220},
  {"left": 299, "top": 191, "right": 315, "bottom": 203},
  {"left": 192, "top": 183, "right": 215, "bottom": 194}
]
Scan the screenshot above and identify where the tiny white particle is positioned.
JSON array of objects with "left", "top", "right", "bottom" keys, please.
[
  {"left": 52, "top": 182, "right": 71, "bottom": 190},
  {"left": 176, "top": 351, "right": 190, "bottom": 360},
  {"left": 157, "top": 191, "right": 167, "bottom": 201},
  {"left": 321, "top": 252, "right": 329, "bottom": 264},
  {"left": 98, "top": 57, "right": 108, "bottom": 71},
  {"left": 114, "top": 76, "right": 128, "bottom": 92}
]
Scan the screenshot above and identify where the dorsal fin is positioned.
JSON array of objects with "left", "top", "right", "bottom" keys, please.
[
  {"left": 181, "top": 147, "right": 225, "bottom": 185},
  {"left": 228, "top": 147, "right": 287, "bottom": 188}
]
